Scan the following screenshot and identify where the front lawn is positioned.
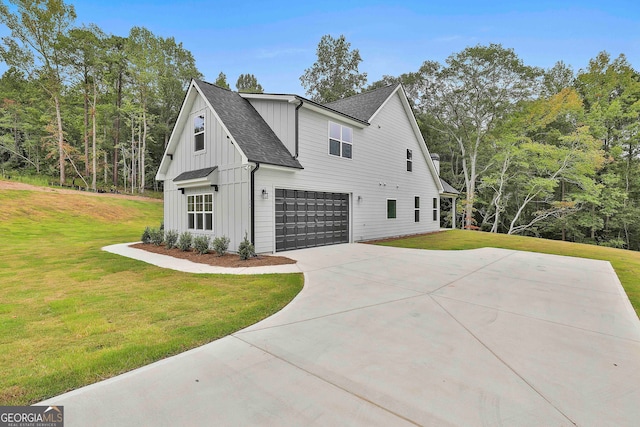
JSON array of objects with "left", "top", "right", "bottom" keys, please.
[
  {"left": 376, "top": 229, "right": 640, "bottom": 318},
  {"left": 0, "top": 188, "right": 303, "bottom": 405}
]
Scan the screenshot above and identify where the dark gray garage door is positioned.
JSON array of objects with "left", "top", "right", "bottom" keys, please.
[{"left": 275, "top": 189, "right": 349, "bottom": 252}]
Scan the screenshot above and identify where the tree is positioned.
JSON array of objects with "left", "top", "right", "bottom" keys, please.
[
  {"left": 0, "top": 0, "right": 77, "bottom": 185},
  {"left": 300, "top": 34, "right": 367, "bottom": 103},
  {"left": 214, "top": 71, "right": 229, "bottom": 89},
  {"left": 418, "top": 44, "right": 541, "bottom": 229},
  {"left": 236, "top": 73, "right": 263, "bottom": 93}
]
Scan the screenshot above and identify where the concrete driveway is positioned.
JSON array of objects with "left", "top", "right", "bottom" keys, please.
[{"left": 42, "top": 243, "right": 640, "bottom": 426}]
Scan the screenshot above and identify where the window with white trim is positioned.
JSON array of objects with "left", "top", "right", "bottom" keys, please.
[
  {"left": 329, "top": 122, "right": 353, "bottom": 159},
  {"left": 188, "top": 194, "right": 213, "bottom": 230},
  {"left": 194, "top": 114, "right": 205, "bottom": 152},
  {"left": 407, "top": 149, "right": 413, "bottom": 172},
  {"left": 415, "top": 196, "right": 420, "bottom": 222},
  {"left": 433, "top": 197, "right": 438, "bottom": 221},
  {"left": 387, "top": 199, "right": 397, "bottom": 219}
]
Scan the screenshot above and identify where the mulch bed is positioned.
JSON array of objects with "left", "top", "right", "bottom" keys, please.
[{"left": 130, "top": 243, "right": 296, "bottom": 268}]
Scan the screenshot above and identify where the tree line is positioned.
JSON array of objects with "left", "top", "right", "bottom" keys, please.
[
  {"left": 0, "top": 0, "right": 262, "bottom": 192},
  {"left": 1, "top": 1, "right": 639, "bottom": 251},
  {"left": 300, "top": 35, "right": 640, "bottom": 250}
]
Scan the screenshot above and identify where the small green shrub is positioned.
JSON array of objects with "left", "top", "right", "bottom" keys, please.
[
  {"left": 193, "top": 235, "right": 210, "bottom": 255},
  {"left": 238, "top": 232, "right": 255, "bottom": 260},
  {"left": 165, "top": 230, "right": 179, "bottom": 249},
  {"left": 178, "top": 232, "right": 193, "bottom": 251},
  {"left": 212, "top": 236, "right": 230, "bottom": 256},
  {"left": 149, "top": 227, "right": 164, "bottom": 246},
  {"left": 141, "top": 226, "right": 152, "bottom": 244}
]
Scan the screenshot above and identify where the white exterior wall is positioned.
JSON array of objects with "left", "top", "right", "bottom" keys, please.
[
  {"left": 247, "top": 99, "right": 296, "bottom": 156},
  {"left": 253, "top": 92, "right": 440, "bottom": 253},
  {"left": 163, "top": 92, "right": 249, "bottom": 251}
]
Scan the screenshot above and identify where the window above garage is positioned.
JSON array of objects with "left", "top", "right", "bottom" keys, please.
[{"left": 329, "top": 122, "right": 353, "bottom": 159}]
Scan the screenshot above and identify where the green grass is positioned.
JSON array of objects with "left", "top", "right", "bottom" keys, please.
[
  {"left": 376, "top": 229, "right": 640, "bottom": 318},
  {"left": 0, "top": 187, "right": 303, "bottom": 405}
]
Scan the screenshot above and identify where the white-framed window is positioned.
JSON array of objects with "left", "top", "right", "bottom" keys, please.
[
  {"left": 407, "top": 149, "right": 413, "bottom": 172},
  {"left": 329, "top": 122, "right": 353, "bottom": 159},
  {"left": 433, "top": 197, "right": 438, "bottom": 221},
  {"left": 188, "top": 194, "right": 213, "bottom": 230},
  {"left": 387, "top": 199, "right": 397, "bottom": 219},
  {"left": 415, "top": 196, "right": 420, "bottom": 222},
  {"left": 194, "top": 114, "right": 205, "bottom": 152}
]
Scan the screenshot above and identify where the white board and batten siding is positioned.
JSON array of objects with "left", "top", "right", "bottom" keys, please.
[
  {"left": 163, "top": 91, "right": 250, "bottom": 251},
  {"left": 248, "top": 99, "right": 297, "bottom": 157},
  {"left": 253, "top": 92, "right": 440, "bottom": 253}
]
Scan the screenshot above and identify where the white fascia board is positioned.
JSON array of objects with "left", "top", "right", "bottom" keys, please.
[
  {"left": 301, "top": 102, "right": 368, "bottom": 128},
  {"left": 175, "top": 176, "right": 217, "bottom": 189},
  {"left": 239, "top": 93, "right": 297, "bottom": 103},
  {"left": 156, "top": 80, "right": 198, "bottom": 181},
  {"left": 193, "top": 82, "right": 249, "bottom": 164},
  {"left": 394, "top": 85, "right": 444, "bottom": 193}
]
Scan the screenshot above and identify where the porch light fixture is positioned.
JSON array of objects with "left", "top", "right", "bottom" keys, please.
[{"left": 261, "top": 188, "right": 269, "bottom": 199}]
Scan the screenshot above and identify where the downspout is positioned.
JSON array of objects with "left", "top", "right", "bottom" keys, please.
[
  {"left": 250, "top": 162, "right": 260, "bottom": 245},
  {"left": 294, "top": 99, "right": 303, "bottom": 158}
]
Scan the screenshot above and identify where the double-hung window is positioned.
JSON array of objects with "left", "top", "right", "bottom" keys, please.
[
  {"left": 194, "top": 114, "right": 205, "bottom": 152},
  {"left": 329, "top": 122, "right": 353, "bottom": 159},
  {"left": 188, "top": 194, "right": 213, "bottom": 230},
  {"left": 407, "top": 149, "right": 413, "bottom": 171},
  {"left": 415, "top": 196, "right": 420, "bottom": 222}
]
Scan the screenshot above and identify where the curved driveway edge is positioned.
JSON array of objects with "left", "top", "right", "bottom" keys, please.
[{"left": 44, "top": 243, "right": 640, "bottom": 426}]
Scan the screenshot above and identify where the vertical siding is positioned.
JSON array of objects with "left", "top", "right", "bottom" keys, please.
[
  {"left": 163, "top": 91, "right": 249, "bottom": 252},
  {"left": 254, "top": 92, "right": 440, "bottom": 253},
  {"left": 247, "top": 99, "right": 296, "bottom": 156}
]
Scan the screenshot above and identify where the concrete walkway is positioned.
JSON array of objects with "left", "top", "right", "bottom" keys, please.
[{"left": 42, "top": 243, "right": 640, "bottom": 426}]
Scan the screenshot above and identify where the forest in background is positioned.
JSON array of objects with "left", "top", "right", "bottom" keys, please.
[{"left": 1, "top": 1, "right": 640, "bottom": 250}]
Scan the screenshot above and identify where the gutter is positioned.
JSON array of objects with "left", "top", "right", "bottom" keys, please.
[
  {"left": 250, "top": 162, "right": 260, "bottom": 245},
  {"left": 294, "top": 99, "right": 303, "bottom": 158}
]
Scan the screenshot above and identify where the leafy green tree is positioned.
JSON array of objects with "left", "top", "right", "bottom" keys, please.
[
  {"left": 417, "top": 44, "right": 541, "bottom": 229},
  {"left": 300, "top": 34, "right": 367, "bottom": 103},
  {"left": 0, "top": 0, "right": 77, "bottom": 185},
  {"left": 236, "top": 73, "right": 263, "bottom": 93},
  {"left": 214, "top": 71, "right": 229, "bottom": 89}
]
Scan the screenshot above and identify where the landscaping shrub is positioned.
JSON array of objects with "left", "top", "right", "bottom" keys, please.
[
  {"left": 149, "top": 227, "right": 164, "bottom": 246},
  {"left": 212, "top": 236, "right": 230, "bottom": 256},
  {"left": 165, "top": 230, "right": 179, "bottom": 249},
  {"left": 193, "top": 235, "right": 210, "bottom": 255},
  {"left": 141, "top": 226, "right": 152, "bottom": 244},
  {"left": 178, "top": 231, "right": 193, "bottom": 251},
  {"left": 238, "top": 232, "right": 256, "bottom": 260}
]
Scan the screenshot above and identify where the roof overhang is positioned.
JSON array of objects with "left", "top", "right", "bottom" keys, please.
[{"left": 173, "top": 166, "right": 219, "bottom": 189}]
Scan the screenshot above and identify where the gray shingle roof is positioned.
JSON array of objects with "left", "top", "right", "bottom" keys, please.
[
  {"left": 440, "top": 178, "right": 459, "bottom": 195},
  {"left": 323, "top": 85, "right": 399, "bottom": 122},
  {"left": 173, "top": 166, "right": 218, "bottom": 182},
  {"left": 194, "top": 80, "right": 302, "bottom": 169}
]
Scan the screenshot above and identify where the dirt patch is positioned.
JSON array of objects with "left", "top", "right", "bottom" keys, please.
[
  {"left": 0, "top": 179, "right": 161, "bottom": 203},
  {"left": 130, "top": 243, "right": 297, "bottom": 268}
]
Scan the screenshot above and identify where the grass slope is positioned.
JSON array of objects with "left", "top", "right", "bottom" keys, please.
[
  {"left": 0, "top": 188, "right": 303, "bottom": 405},
  {"left": 376, "top": 229, "right": 640, "bottom": 318}
]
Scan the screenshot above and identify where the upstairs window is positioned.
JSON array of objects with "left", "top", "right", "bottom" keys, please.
[
  {"left": 329, "top": 122, "right": 353, "bottom": 159},
  {"left": 194, "top": 114, "right": 205, "bottom": 152},
  {"left": 188, "top": 194, "right": 213, "bottom": 231},
  {"left": 407, "top": 149, "right": 413, "bottom": 171}
]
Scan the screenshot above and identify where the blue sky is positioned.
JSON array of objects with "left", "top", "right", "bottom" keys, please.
[{"left": 11, "top": 1, "right": 640, "bottom": 94}]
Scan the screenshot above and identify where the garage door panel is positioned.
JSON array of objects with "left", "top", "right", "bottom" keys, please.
[{"left": 275, "top": 188, "right": 349, "bottom": 252}]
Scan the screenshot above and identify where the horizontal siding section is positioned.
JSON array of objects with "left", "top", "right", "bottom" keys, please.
[{"left": 254, "top": 92, "right": 440, "bottom": 253}]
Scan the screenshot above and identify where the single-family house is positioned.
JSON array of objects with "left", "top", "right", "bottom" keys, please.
[{"left": 155, "top": 79, "right": 457, "bottom": 253}]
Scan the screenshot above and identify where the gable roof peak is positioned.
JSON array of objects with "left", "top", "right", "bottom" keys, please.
[{"left": 322, "top": 84, "right": 400, "bottom": 123}]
